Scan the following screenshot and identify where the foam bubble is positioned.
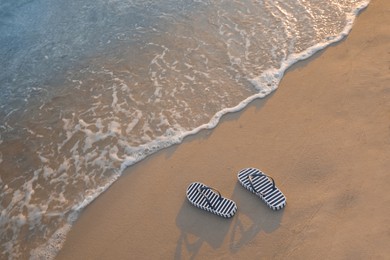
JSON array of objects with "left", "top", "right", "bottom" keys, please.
[{"left": 30, "top": 223, "right": 72, "bottom": 260}]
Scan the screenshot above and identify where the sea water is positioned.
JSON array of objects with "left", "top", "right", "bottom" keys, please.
[{"left": 0, "top": 0, "right": 369, "bottom": 258}]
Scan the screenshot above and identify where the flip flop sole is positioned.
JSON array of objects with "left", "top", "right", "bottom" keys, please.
[
  {"left": 238, "top": 168, "right": 286, "bottom": 210},
  {"left": 186, "top": 182, "right": 237, "bottom": 218}
]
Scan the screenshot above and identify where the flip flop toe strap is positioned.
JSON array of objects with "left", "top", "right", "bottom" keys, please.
[
  {"left": 198, "top": 186, "right": 222, "bottom": 210},
  {"left": 248, "top": 172, "right": 276, "bottom": 196}
]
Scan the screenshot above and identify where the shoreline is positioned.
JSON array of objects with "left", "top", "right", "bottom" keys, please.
[{"left": 56, "top": 0, "right": 390, "bottom": 259}]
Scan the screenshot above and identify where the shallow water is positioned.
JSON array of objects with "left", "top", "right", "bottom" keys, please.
[{"left": 0, "top": 0, "right": 369, "bottom": 258}]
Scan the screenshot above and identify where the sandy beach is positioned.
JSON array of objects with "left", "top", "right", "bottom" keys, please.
[{"left": 56, "top": 0, "right": 390, "bottom": 259}]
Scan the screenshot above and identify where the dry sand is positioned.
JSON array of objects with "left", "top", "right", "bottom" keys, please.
[{"left": 56, "top": 0, "right": 390, "bottom": 259}]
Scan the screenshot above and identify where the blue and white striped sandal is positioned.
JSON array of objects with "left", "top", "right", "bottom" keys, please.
[
  {"left": 186, "top": 182, "right": 237, "bottom": 218},
  {"left": 237, "top": 168, "right": 286, "bottom": 210}
]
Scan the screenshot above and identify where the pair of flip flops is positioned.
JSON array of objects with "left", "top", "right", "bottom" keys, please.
[{"left": 186, "top": 168, "right": 286, "bottom": 218}]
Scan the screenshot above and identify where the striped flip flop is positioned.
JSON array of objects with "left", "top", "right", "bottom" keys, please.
[
  {"left": 186, "top": 182, "right": 237, "bottom": 218},
  {"left": 237, "top": 168, "right": 286, "bottom": 210}
]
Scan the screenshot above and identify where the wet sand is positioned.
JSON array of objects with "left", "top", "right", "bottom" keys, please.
[{"left": 56, "top": 0, "right": 390, "bottom": 259}]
